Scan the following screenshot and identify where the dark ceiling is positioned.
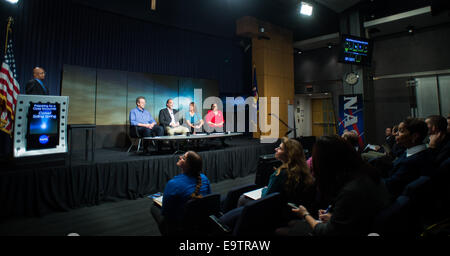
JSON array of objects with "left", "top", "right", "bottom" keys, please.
[
  {"left": 2, "top": 0, "right": 444, "bottom": 41},
  {"left": 69, "top": 0, "right": 341, "bottom": 41}
]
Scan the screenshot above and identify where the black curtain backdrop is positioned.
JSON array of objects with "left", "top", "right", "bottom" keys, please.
[
  {"left": 0, "top": 143, "right": 274, "bottom": 218},
  {"left": 4, "top": 0, "right": 245, "bottom": 96}
]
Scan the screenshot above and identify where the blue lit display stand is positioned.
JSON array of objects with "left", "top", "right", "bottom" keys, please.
[{"left": 13, "top": 95, "right": 69, "bottom": 162}]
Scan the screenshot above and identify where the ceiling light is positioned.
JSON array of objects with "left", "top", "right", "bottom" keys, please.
[
  {"left": 5, "top": 0, "right": 19, "bottom": 4},
  {"left": 299, "top": 2, "right": 313, "bottom": 16}
]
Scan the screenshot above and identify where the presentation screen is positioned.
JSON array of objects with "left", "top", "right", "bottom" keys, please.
[{"left": 338, "top": 34, "right": 373, "bottom": 66}]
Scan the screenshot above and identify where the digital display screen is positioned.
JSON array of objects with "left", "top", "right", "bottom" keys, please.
[
  {"left": 338, "top": 35, "right": 372, "bottom": 66},
  {"left": 26, "top": 102, "right": 60, "bottom": 150}
]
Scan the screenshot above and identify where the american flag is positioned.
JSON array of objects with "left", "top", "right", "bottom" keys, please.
[{"left": 0, "top": 18, "right": 20, "bottom": 135}]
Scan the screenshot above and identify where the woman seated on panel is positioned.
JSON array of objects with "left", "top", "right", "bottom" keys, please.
[
  {"left": 185, "top": 102, "right": 204, "bottom": 134},
  {"left": 205, "top": 103, "right": 224, "bottom": 130}
]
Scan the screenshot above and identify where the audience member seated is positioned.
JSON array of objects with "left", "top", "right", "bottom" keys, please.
[
  {"left": 205, "top": 103, "right": 224, "bottom": 131},
  {"left": 341, "top": 130, "right": 361, "bottom": 154},
  {"left": 129, "top": 96, "right": 164, "bottom": 153},
  {"left": 220, "top": 137, "right": 316, "bottom": 230},
  {"left": 275, "top": 135, "right": 390, "bottom": 236},
  {"left": 150, "top": 151, "right": 211, "bottom": 235},
  {"left": 447, "top": 114, "right": 450, "bottom": 133},
  {"left": 185, "top": 102, "right": 204, "bottom": 134},
  {"left": 425, "top": 115, "right": 450, "bottom": 167},
  {"left": 159, "top": 98, "right": 190, "bottom": 136},
  {"left": 384, "top": 118, "right": 432, "bottom": 199},
  {"left": 360, "top": 127, "right": 396, "bottom": 162},
  {"left": 390, "top": 124, "right": 406, "bottom": 158},
  {"left": 385, "top": 127, "right": 396, "bottom": 152}
]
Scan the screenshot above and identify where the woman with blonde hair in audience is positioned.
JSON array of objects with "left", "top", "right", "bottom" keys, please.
[
  {"left": 221, "top": 137, "right": 316, "bottom": 231},
  {"left": 276, "top": 136, "right": 390, "bottom": 236}
]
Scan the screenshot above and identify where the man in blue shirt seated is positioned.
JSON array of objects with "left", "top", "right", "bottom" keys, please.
[{"left": 129, "top": 96, "right": 164, "bottom": 153}]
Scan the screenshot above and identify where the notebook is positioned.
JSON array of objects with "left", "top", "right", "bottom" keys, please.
[
  {"left": 148, "top": 192, "right": 163, "bottom": 207},
  {"left": 243, "top": 187, "right": 266, "bottom": 200}
]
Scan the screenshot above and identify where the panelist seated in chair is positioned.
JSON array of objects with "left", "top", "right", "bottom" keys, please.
[
  {"left": 159, "top": 98, "right": 190, "bottom": 136},
  {"left": 185, "top": 102, "right": 204, "bottom": 134},
  {"left": 205, "top": 103, "right": 224, "bottom": 131},
  {"left": 129, "top": 96, "right": 164, "bottom": 151}
]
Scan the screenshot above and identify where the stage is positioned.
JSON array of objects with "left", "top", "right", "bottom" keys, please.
[{"left": 0, "top": 136, "right": 276, "bottom": 219}]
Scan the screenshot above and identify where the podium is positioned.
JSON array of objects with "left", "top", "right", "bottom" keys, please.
[{"left": 13, "top": 95, "right": 69, "bottom": 160}]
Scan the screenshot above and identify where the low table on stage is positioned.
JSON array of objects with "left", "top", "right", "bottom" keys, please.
[{"left": 143, "top": 132, "right": 243, "bottom": 153}]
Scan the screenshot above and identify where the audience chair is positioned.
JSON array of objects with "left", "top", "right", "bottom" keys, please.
[
  {"left": 402, "top": 176, "right": 433, "bottom": 227},
  {"left": 221, "top": 183, "right": 260, "bottom": 213},
  {"left": 429, "top": 158, "right": 450, "bottom": 222},
  {"left": 373, "top": 195, "right": 413, "bottom": 236},
  {"left": 255, "top": 155, "right": 281, "bottom": 187},
  {"left": 178, "top": 193, "right": 221, "bottom": 235},
  {"left": 210, "top": 192, "right": 284, "bottom": 236}
]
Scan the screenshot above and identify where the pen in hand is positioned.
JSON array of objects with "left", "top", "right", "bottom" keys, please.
[{"left": 318, "top": 205, "right": 332, "bottom": 223}]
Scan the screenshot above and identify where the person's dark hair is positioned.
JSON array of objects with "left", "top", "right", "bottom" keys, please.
[
  {"left": 312, "top": 136, "right": 380, "bottom": 200},
  {"left": 402, "top": 117, "right": 428, "bottom": 144},
  {"left": 189, "top": 102, "right": 196, "bottom": 112},
  {"left": 341, "top": 131, "right": 360, "bottom": 149},
  {"left": 278, "top": 137, "right": 314, "bottom": 195},
  {"left": 426, "top": 115, "right": 447, "bottom": 133},
  {"left": 136, "top": 96, "right": 145, "bottom": 105},
  {"left": 166, "top": 98, "right": 172, "bottom": 106},
  {"left": 392, "top": 124, "right": 399, "bottom": 133},
  {"left": 184, "top": 151, "right": 203, "bottom": 199}
]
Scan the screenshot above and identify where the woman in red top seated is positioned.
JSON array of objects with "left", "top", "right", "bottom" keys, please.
[{"left": 205, "top": 103, "right": 224, "bottom": 128}]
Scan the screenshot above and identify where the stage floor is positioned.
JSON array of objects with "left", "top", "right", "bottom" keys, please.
[{"left": 69, "top": 135, "right": 265, "bottom": 165}]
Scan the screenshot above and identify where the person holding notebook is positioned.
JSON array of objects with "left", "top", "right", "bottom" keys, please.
[
  {"left": 220, "top": 137, "right": 316, "bottom": 230},
  {"left": 150, "top": 151, "right": 211, "bottom": 235}
]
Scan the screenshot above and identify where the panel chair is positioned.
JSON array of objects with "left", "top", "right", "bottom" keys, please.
[{"left": 127, "top": 126, "right": 143, "bottom": 153}]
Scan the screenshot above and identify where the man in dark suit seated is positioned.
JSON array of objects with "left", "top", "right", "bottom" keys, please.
[
  {"left": 158, "top": 99, "right": 189, "bottom": 136},
  {"left": 129, "top": 96, "right": 164, "bottom": 153},
  {"left": 384, "top": 117, "right": 431, "bottom": 198},
  {"left": 425, "top": 115, "right": 450, "bottom": 167},
  {"left": 25, "top": 67, "right": 49, "bottom": 95}
]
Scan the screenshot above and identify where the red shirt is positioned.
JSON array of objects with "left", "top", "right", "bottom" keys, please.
[{"left": 205, "top": 110, "right": 224, "bottom": 127}]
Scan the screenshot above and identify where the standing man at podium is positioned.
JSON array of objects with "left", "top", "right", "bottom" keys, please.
[{"left": 25, "top": 67, "right": 49, "bottom": 95}]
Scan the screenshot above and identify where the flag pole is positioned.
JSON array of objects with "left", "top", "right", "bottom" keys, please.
[{"left": 4, "top": 17, "right": 13, "bottom": 56}]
